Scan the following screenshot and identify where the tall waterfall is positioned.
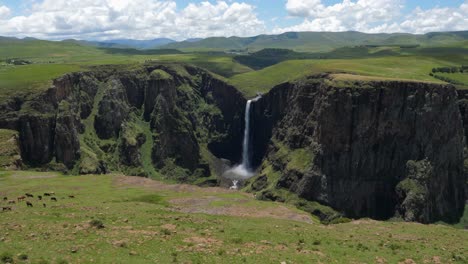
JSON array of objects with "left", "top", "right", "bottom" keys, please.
[
  {"left": 241, "top": 98, "right": 255, "bottom": 170},
  {"left": 224, "top": 95, "right": 261, "bottom": 183}
]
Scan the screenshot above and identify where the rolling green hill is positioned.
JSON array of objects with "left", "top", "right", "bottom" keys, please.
[
  {"left": 161, "top": 31, "right": 468, "bottom": 52},
  {"left": 0, "top": 32, "right": 467, "bottom": 99}
]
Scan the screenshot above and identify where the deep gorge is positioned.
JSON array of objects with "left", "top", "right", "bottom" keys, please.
[{"left": 0, "top": 64, "right": 466, "bottom": 224}]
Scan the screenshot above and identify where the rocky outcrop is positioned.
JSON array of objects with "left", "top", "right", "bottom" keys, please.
[
  {"left": 250, "top": 76, "right": 466, "bottom": 223},
  {"left": 0, "top": 64, "right": 246, "bottom": 179},
  {"left": 94, "top": 79, "right": 131, "bottom": 139},
  {"left": 119, "top": 122, "right": 146, "bottom": 167},
  {"left": 198, "top": 73, "right": 246, "bottom": 163},
  {"left": 0, "top": 129, "right": 22, "bottom": 169},
  {"left": 18, "top": 114, "right": 56, "bottom": 166},
  {"left": 54, "top": 101, "right": 81, "bottom": 168}
]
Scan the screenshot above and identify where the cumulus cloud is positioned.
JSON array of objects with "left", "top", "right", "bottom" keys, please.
[
  {"left": 398, "top": 5, "right": 468, "bottom": 33},
  {"left": 277, "top": 0, "right": 467, "bottom": 34},
  {"left": 0, "top": 5, "right": 11, "bottom": 18},
  {"left": 277, "top": 0, "right": 403, "bottom": 33},
  {"left": 0, "top": 0, "right": 265, "bottom": 40}
]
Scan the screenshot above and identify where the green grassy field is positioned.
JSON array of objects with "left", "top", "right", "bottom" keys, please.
[
  {"left": 0, "top": 39, "right": 251, "bottom": 100},
  {"left": 1, "top": 37, "right": 467, "bottom": 99},
  {"left": 0, "top": 171, "right": 466, "bottom": 264},
  {"left": 227, "top": 56, "right": 459, "bottom": 96}
]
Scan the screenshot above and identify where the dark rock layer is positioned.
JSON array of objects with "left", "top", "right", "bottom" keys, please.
[
  {"left": 0, "top": 64, "right": 246, "bottom": 177},
  {"left": 250, "top": 76, "right": 466, "bottom": 223}
]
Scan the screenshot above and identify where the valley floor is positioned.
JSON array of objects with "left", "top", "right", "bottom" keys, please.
[{"left": 0, "top": 171, "right": 466, "bottom": 263}]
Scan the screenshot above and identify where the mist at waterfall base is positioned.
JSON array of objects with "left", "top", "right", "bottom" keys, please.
[{"left": 223, "top": 96, "right": 261, "bottom": 188}]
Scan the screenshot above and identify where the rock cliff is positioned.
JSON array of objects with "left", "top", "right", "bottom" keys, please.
[
  {"left": 0, "top": 67, "right": 465, "bottom": 224},
  {"left": 249, "top": 75, "right": 466, "bottom": 223},
  {"left": 0, "top": 64, "right": 246, "bottom": 178}
]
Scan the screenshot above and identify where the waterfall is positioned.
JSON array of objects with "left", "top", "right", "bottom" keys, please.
[
  {"left": 224, "top": 95, "right": 261, "bottom": 182},
  {"left": 241, "top": 98, "right": 254, "bottom": 169}
]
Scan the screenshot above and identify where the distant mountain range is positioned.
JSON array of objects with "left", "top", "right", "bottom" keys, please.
[
  {"left": 61, "top": 38, "right": 177, "bottom": 49},
  {"left": 1, "top": 31, "right": 467, "bottom": 52},
  {"left": 159, "top": 31, "right": 468, "bottom": 52}
]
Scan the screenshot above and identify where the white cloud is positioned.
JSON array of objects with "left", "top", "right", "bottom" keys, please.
[
  {"left": 398, "top": 5, "right": 468, "bottom": 33},
  {"left": 0, "top": 0, "right": 265, "bottom": 40},
  {"left": 277, "top": 0, "right": 403, "bottom": 33},
  {"left": 278, "top": 0, "right": 467, "bottom": 34},
  {"left": 0, "top": 5, "right": 11, "bottom": 18},
  {"left": 285, "top": 0, "right": 323, "bottom": 17}
]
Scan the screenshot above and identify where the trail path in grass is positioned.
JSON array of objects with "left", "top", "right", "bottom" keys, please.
[{"left": 114, "top": 175, "right": 313, "bottom": 223}]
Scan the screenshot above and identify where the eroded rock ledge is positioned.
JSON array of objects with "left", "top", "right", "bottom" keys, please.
[
  {"left": 248, "top": 74, "right": 466, "bottom": 223},
  {"left": 0, "top": 64, "right": 246, "bottom": 180}
]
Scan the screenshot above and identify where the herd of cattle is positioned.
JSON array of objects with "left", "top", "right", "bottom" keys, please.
[{"left": 1, "top": 192, "right": 75, "bottom": 212}]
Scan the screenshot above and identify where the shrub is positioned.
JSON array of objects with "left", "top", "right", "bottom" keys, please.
[
  {"left": 161, "top": 228, "right": 171, "bottom": 236},
  {"left": 18, "top": 253, "right": 28, "bottom": 260},
  {"left": 0, "top": 252, "right": 13, "bottom": 263},
  {"left": 89, "top": 219, "right": 105, "bottom": 229}
]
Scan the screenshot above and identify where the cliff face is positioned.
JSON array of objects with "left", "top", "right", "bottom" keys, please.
[
  {"left": 0, "top": 66, "right": 465, "bottom": 223},
  {"left": 250, "top": 75, "right": 466, "bottom": 223},
  {"left": 0, "top": 64, "right": 246, "bottom": 178}
]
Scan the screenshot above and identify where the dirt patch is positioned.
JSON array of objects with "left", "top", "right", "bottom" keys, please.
[
  {"left": 179, "top": 236, "right": 223, "bottom": 253},
  {"left": 115, "top": 175, "right": 313, "bottom": 224},
  {"left": 170, "top": 197, "right": 313, "bottom": 223},
  {"left": 114, "top": 175, "right": 243, "bottom": 195},
  {"left": 161, "top": 224, "right": 177, "bottom": 231},
  {"left": 399, "top": 259, "right": 416, "bottom": 264}
]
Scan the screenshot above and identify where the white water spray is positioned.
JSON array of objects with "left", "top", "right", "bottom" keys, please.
[
  {"left": 229, "top": 180, "right": 239, "bottom": 190},
  {"left": 225, "top": 95, "right": 261, "bottom": 187}
]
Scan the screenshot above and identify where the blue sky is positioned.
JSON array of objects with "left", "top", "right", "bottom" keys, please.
[{"left": 0, "top": 0, "right": 466, "bottom": 40}]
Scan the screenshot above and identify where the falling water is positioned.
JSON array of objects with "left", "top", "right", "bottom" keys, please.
[
  {"left": 241, "top": 98, "right": 255, "bottom": 169},
  {"left": 224, "top": 95, "right": 261, "bottom": 186}
]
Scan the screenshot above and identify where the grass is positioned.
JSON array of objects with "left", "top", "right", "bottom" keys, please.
[
  {"left": 137, "top": 119, "right": 163, "bottom": 180},
  {"left": 0, "top": 40, "right": 252, "bottom": 100},
  {"left": 0, "top": 38, "right": 466, "bottom": 99},
  {"left": 228, "top": 56, "right": 458, "bottom": 96},
  {"left": 0, "top": 64, "right": 82, "bottom": 99},
  {"left": 0, "top": 129, "right": 19, "bottom": 168},
  {"left": 435, "top": 72, "right": 468, "bottom": 85},
  {"left": 0, "top": 171, "right": 466, "bottom": 263}
]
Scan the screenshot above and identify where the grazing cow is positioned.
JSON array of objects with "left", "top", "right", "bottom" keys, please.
[
  {"left": 3, "top": 197, "right": 7, "bottom": 201},
  {"left": 51, "top": 197, "right": 57, "bottom": 202},
  {"left": 68, "top": 195, "right": 75, "bottom": 199},
  {"left": 8, "top": 200, "right": 15, "bottom": 204},
  {"left": 1, "top": 206, "right": 12, "bottom": 211},
  {"left": 26, "top": 201, "right": 33, "bottom": 207},
  {"left": 50, "top": 192, "right": 55, "bottom": 195},
  {"left": 17, "top": 196, "right": 26, "bottom": 202},
  {"left": 43, "top": 203, "right": 46, "bottom": 208},
  {"left": 38, "top": 195, "right": 42, "bottom": 200},
  {"left": 25, "top": 193, "right": 34, "bottom": 198},
  {"left": 44, "top": 193, "right": 51, "bottom": 196}
]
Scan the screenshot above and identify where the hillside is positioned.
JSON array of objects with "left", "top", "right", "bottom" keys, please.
[
  {"left": 1, "top": 171, "right": 466, "bottom": 263},
  {"left": 161, "top": 31, "right": 468, "bottom": 52}
]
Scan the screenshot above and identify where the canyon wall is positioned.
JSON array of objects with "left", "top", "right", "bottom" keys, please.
[
  {"left": 249, "top": 75, "right": 466, "bottom": 223},
  {"left": 0, "top": 64, "right": 246, "bottom": 179},
  {"left": 0, "top": 67, "right": 466, "bottom": 223}
]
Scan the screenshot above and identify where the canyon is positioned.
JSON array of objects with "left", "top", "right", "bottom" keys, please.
[{"left": 0, "top": 64, "right": 466, "bottom": 224}]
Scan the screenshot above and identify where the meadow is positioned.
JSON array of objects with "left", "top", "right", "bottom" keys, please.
[
  {"left": 1, "top": 38, "right": 467, "bottom": 98},
  {"left": 0, "top": 171, "right": 467, "bottom": 264}
]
